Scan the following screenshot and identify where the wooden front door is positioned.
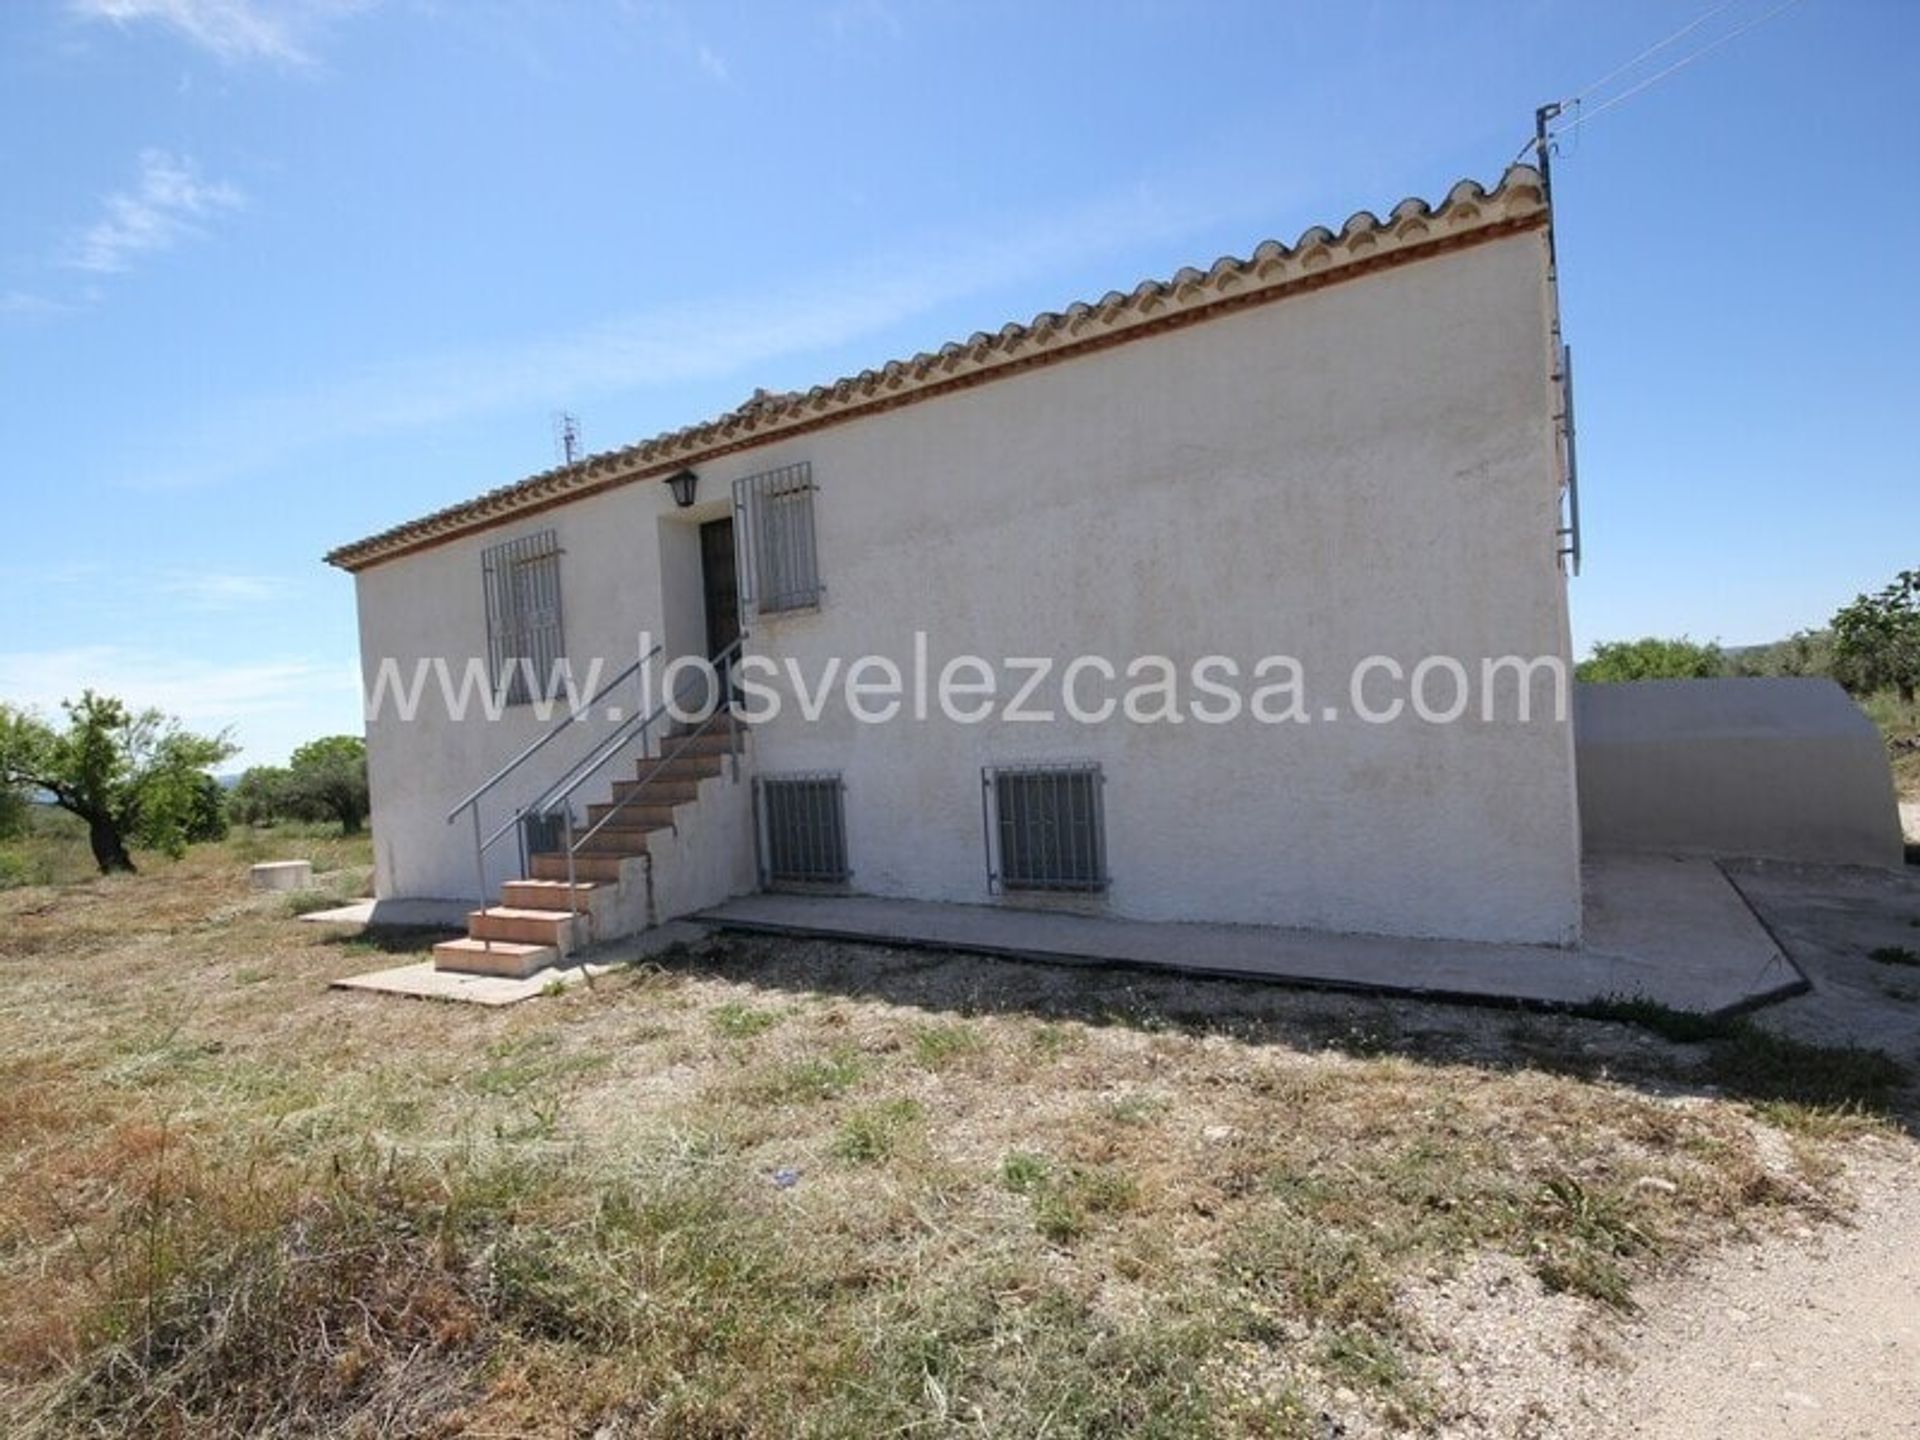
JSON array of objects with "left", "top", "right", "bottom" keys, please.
[{"left": 700, "top": 517, "right": 741, "bottom": 661}]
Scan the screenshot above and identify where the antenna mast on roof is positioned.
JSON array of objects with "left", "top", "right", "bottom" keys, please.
[{"left": 553, "top": 411, "right": 583, "bottom": 467}]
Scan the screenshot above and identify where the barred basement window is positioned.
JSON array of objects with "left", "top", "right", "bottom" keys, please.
[
  {"left": 984, "top": 762, "right": 1108, "bottom": 893},
  {"left": 481, "top": 529, "right": 564, "bottom": 706},
  {"left": 756, "top": 772, "right": 850, "bottom": 885},
  {"left": 733, "top": 462, "right": 822, "bottom": 616}
]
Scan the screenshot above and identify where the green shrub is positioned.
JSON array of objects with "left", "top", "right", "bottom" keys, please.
[{"left": 1576, "top": 637, "right": 1725, "bottom": 683}]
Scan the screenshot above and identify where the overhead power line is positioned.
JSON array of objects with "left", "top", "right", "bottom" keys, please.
[
  {"left": 1517, "top": 0, "right": 1810, "bottom": 162},
  {"left": 1572, "top": 0, "right": 1807, "bottom": 125},
  {"left": 1569, "top": 0, "right": 1743, "bottom": 105}
]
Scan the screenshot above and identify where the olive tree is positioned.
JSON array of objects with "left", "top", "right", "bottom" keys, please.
[
  {"left": 286, "top": 736, "right": 370, "bottom": 834},
  {"left": 0, "top": 691, "right": 235, "bottom": 873},
  {"left": 228, "top": 765, "right": 293, "bottom": 826},
  {"left": 1831, "top": 569, "right": 1919, "bottom": 704}
]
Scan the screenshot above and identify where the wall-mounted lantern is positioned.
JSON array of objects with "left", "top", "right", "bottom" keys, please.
[{"left": 666, "top": 469, "right": 700, "bottom": 508}]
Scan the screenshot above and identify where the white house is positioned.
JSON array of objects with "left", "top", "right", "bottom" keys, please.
[{"left": 327, "top": 163, "right": 1588, "bottom": 977}]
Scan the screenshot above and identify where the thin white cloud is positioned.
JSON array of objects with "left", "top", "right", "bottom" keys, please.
[
  {"left": 0, "top": 290, "right": 74, "bottom": 318},
  {"left": 0, "top": 559, "right": 109, "bottom": 587},
  {"left": 616, "top": 1, "right": 730, "bottom": 84},
  {"left": 64, "top": 150, "right": 244, "bottom": 275},
  {"left": 823, "top": 0, "right": 902, "bottom": 43},
  {"left": 126, "top": 177, "right": 1240, "bottom": 492},
  {"left": 160, "top": 571, "right": 290, "bottom": 609},
  {"left": 0, "top": 645, "right": 359, "bottom": 766},
  {"left": 67, "top": 0, "right": 366, "bottom": 66}
]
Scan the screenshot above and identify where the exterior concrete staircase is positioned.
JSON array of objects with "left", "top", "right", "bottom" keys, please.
[{"left": 433, "top": 723, "right": 748, "bottom": 979}]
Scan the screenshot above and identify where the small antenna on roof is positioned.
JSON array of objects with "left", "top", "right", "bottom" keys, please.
[{"left": 552, "top": 411, "right": 582, "bottom": 466}]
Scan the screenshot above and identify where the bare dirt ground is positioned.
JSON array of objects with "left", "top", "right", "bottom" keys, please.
[
  {"left": 1602, "top": 1146, "right": 1920, "bottom": 1438},
  {"left": 1580, "top": 860, "right": 1920, "bottom": 1440},
  {"left": 1397, "top": 857, "right": 1920, "bottom": 1440},
  {"left": 1398, "top": 1144, "right": 1920, "bottom": 1439}
]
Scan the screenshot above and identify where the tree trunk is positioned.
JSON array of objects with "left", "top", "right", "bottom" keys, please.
[
  {"left": 1901, "top": 680, "right": 1916, "bottom": 706},
  {"left": 88, "top": 818, "right": 135, "bottom": 874}
]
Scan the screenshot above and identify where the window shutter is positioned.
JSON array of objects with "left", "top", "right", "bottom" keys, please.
[
  {"left": 733, "top": 462, "right": 821, "bottom": 616},
  {"left": 480, "top": 529, "right": 563, "bottom": 705}
]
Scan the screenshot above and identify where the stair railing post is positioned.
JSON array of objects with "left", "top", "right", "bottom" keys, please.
[
  {"left": 563, "top": 806, "right": 579, "bottom": 923},
  {"left": 727, "top": 688, "right": 740, "bottom": 782},
  {"left": 471, "top": 805, "right": 487, "bottom": 906}
]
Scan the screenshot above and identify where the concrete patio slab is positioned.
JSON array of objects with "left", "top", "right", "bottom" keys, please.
[
  {"left": 1716, "top": 858, "right": 1920, "bottom": 1062},
  {"left": 332, "top": 958, "right": 622, "bottom": 1006},
  {"left": 330, "top": 921, "right": 712, "bottom": 1005},
  {"left": 299, "top": 896, "right": 472, "bottom": 929},
  {"left": 699, "top": 855, "right": 1805, "bottom": 1017}
]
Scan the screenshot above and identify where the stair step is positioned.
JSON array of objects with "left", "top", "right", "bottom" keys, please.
[
  {"left": 587, "top": 801, "right": 677, "bottom": 829},
  {"left": 591, "top": 802, "right": 683, "bottom": 821},
  {"left": 573, "top": 826, "right": 663, "bottom": 856},
  {"left": 671, "top": 729, "right": 748, "bottom": 754},
  {"left": 613, "top": 777, "right": 701, "bottom": 805},
  {"left": 501, "top": 879, "right": 597, "bottom": 910},
  {"left": 433, "top": 937, "right": 557, "bottom": 979},
  {"left": 632, "top": 754, "right": 727, "bottom": 783},
  {"left": 529, "top": 852, "right": 628, "bottom": 883},
  {"left": 468, "top": 906, "right": 584, "bottom": 951}
]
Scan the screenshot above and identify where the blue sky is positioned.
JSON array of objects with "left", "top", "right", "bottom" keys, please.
[{"left": 3, "top": 0, "right": 1915, "bottom": 766}]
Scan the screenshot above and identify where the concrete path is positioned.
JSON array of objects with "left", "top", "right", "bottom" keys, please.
[{"left": 700, "top": 854, "right": 1802, "bottom": 1015}]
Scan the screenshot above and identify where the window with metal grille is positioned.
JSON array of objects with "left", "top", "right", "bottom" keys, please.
[
  {"left": 984, "top": 762, "right": 1108, "bottom": 893},
  {"left": 481, "top": 529, "right": 564, "bottom": 706},
  {"left": 732, "top": 462, "right": 822, "bottom": 616},
  {"left": 757, "top": 772, "right": 849, "bottom": 885}
]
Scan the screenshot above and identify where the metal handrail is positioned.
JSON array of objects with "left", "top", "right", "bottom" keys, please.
[
  {"left": 483, "top": 705, "right": 652, "bottom": 855},
  {"left": 547, "top": 635, "right": 746, "bottom": 915},
  {"left": 510, "top": 685, "right": 679, "bottom": 841},
  {"left": 446, "top": 643, "right": 661, "bottom": 823},
  {"left": 446, "top": 641, "right": 661, "bottom": 902},
  {"left": 472, "top": 665, "right": 707, "bottom": 867}
]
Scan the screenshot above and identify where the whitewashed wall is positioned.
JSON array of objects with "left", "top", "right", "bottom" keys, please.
[{"left": 354, "top": 230, "right": 1581, "bottom": 943}]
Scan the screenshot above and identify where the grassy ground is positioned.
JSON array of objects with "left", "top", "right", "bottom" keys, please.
[
  {"left": 0, "top": 809, "right": 374, "bottom": 894},
  {"left": 0, "top": 832, "right": 1910, "bottom": 1438},
  {"left": 1861, "top": 691, "right": 1920, "bottom": 803}
]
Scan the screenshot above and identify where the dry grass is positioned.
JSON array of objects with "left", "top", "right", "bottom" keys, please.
[{"left": 0, "top": 830, "right": 1909, "bottom": 1437}]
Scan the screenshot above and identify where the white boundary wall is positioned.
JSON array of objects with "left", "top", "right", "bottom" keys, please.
[{"left": 1575, "top": 678, "right": 1904, "bottom": 868}]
